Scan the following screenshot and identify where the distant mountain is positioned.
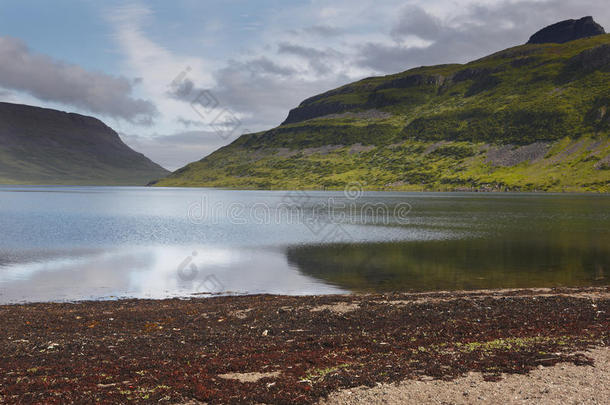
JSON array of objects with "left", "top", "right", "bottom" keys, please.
[
  {"left": 155, "top": 18, "right": 610, "bottom": 192},
  {"left": 0, "top": 102, "right": 168, "bottom": 185}
]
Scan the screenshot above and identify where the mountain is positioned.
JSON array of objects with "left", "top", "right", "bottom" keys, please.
[
  {"left": 0, "top": 102, "right": 168, "bottom": 185},
  {"left": 155, "top": 18, "right": 610, "bottom": 192}
]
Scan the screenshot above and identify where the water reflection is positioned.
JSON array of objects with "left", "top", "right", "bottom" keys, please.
[
  {"left": 286, "top": 237, "right": 609, "bottom": 292},
  {"left": 0, "top": 246, "right": 346, "bottom": 303},
  {"left": 0, "top": 186, "right": 608, "bottom": 303}
]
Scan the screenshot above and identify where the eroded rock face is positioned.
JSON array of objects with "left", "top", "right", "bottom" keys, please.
[
  {"left": 375, "top": 74, "right": 445, "bottom": 90},
  {"left": 527, "top": 16, "right": 605, "bottom": 44},
  {"left": 485, "top": 142, "right": 552, "bottom": 167},
  {"left": 282, "top": 101, "right": 351, "bottom": 124}
]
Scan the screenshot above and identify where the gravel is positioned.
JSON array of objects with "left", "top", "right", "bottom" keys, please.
[{"left": 323, "top": 347, "right": 609, "bottom": 404}]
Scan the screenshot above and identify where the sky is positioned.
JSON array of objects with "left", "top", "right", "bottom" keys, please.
[{"left": 0, "top": 0, "right": 608, "bottom": 170}]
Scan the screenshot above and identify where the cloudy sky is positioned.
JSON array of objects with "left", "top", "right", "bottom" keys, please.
[{"left": 0, "top": 0, "right": 608, "bottom": 170}]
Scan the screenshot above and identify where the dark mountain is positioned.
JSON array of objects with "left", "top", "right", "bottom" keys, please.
[
  {"left": 0, "top": 102, "right": 168, "bottom": 185},
  {"left": 527, "top": 16, "right": 605, "bottom": 44}
]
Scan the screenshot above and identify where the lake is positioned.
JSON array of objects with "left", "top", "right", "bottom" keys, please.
[{"left": 0, "top": 186, "right": 608, "bottom": 303}]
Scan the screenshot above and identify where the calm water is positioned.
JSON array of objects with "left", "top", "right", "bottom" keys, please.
[{"left": 0, "top": 186, "right": 608, "bottom": 303}]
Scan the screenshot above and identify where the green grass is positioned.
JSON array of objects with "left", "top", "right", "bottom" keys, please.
[{"left": 155, "top": 135, "right": 609, "bottom": 192}]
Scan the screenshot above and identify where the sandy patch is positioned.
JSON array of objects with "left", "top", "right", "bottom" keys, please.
[
  {"left": 322, "top": 347, "right": 610, "bottom": 404},
  {"left": 218, "top": 371, "right": 281, "bottom": 383},
  {"left": 230, "top": 308, "right": 253, "bottom": 319},
  {"left": 311, "top": 302, "right": 360, "bottom": 314},
  {"left": 374, "top": 289, "right": 610, "bottom": 307}
]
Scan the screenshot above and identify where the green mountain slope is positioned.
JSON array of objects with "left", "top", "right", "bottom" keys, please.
[
  {"left": 0, "top": 102, "right": 168, "bottom": 185},
  {"left": 155, "top": 33, "right": 610, "bottom": 192}
]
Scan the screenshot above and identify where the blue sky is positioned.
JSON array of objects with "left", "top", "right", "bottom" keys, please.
[{"left": 0, "top": 0, "right": 608, "bottom": 170}]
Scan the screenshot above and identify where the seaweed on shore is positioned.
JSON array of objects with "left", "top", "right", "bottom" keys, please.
[{"left": 0, "top": 287, "right": 608, "bottom": 404}]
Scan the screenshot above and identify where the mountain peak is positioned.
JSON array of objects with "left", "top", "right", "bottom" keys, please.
[{"left": 527, "top": 16, "right": 605, "bottom": 44}]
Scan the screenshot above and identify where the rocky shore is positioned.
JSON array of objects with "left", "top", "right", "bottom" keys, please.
[{"left": 1, "top": 287, "right": 608, "bottom": 403}]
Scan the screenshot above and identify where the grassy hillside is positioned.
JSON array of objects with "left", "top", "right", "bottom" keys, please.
[
  {"left": 155, "top": 35, "right": 610, "bottom": 192},
  {"left": 0, "top": 102, "right": 168, "bottom": 185}
]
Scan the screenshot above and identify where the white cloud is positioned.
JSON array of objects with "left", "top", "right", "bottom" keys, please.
[
  {"left": 106, "top": 3, "right": 214, "bottom": 135},
  {"left": 0, "top": 36, "right": 156, "bottom": 123}
]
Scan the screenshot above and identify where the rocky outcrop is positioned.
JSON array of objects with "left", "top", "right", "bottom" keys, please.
[
  {"left": 282, "top": 101, "right": 354, "bottom": 125},
  {"left": 452, "top": 68, "right": 493, "bottom": 82},
  {"left": 375, "top": 74, "right": 445, "bottom": 90},
  {"left": 283, "top": 74, "right": 445, "bottom": 124},
  {"left": 527, "top": 16, "right": 605, "bottom": 44}
]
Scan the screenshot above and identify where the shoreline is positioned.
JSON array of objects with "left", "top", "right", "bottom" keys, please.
[
  {"left": 3, "top": 183, "right": 610, "bottom": 195},
  {"left": 2, "top": 285, "right": 608, "bottom": 307},
  {"left": 150, "top": 184, "right": 610, "bottom": 194},
  {"left": 1, "top": 286, "right": 608, "bottom": 403}
]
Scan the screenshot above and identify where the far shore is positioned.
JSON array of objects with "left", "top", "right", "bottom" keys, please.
[
  {"left": 2, "top": 183, "right": 610, "bottom": 194},
  {"left": 1, "top": 286, "right": 608, "bottom": 403}
]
